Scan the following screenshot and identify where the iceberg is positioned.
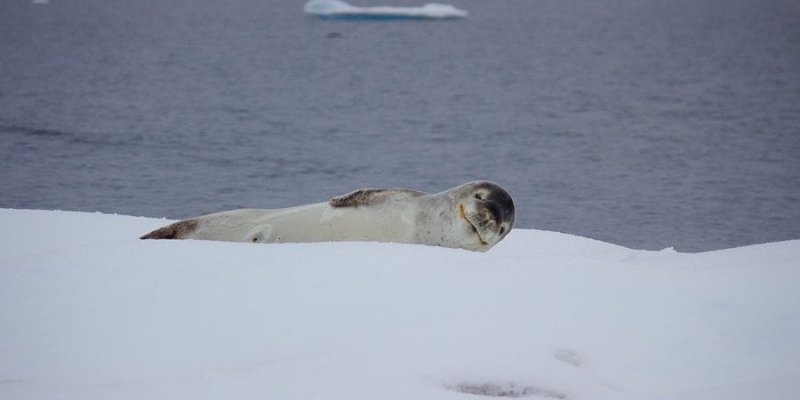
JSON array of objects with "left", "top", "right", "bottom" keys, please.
[{"left": 304, "top": 0, "right": 468, "bottom": 21}]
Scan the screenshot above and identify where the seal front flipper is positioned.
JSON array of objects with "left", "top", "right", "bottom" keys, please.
[
  {"left": 329, "top": 188, "right": 426, "bottom": 208},
  {"left": 140, "top": 219, "right": 199, "bottom": 239}
]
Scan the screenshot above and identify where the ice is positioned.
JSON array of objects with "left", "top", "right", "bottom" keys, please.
[
  {"left": 0, "top": 208, "right": 798, "bottom": 399},
  {"left": 303, "top": 0, "right": 467, "bottom": 20}
]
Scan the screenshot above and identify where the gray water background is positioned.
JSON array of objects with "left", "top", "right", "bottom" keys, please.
[{"left": 1, "top": 0, "right": 798, "bottom": 252}]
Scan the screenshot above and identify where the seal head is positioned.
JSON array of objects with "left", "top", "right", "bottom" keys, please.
[
  {"left": 458, "top": 181, "right": 515, "bottom": 249},
  {"left": 421, "top": 181, "right": 515, "bottom": 252}
]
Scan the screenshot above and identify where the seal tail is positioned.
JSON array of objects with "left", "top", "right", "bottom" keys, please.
[{"left": 140, "top": 219, "right": 199, "bottom": 240}]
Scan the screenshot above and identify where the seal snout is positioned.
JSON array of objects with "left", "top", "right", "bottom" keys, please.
[
  {"left": 460, "top": 204, "right": 490, "bottom": 245},
  {"left": 468, "top": 203, "right": 503, "bottom": 238}
]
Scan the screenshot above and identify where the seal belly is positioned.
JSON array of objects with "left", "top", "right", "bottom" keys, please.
[{"left": 246, "top": 204, "right": 415, "bottom": 244}]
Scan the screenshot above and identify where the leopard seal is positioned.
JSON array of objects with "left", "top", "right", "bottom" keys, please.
[{"left": 140, "top": 181, "right": 515, "bottom": 252}]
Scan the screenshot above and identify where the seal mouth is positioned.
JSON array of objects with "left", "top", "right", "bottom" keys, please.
[{"left": 459, "top": 204, "right": 489, "bottom": 246}]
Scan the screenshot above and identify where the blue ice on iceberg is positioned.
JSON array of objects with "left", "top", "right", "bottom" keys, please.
[{"left": 304, "top": 0, "right": 468, "bottom": 21}]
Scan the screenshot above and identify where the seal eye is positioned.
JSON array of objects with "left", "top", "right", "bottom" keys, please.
[
  {"left": 474, "top": 193, "right": 485, "bottom": 200},
  {"left": 499, "top": 227, "right": 506, "bottom": 236}
]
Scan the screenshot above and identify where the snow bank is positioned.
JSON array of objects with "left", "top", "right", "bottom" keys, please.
[
  {"left": 304, "top": 0, "right": 468, "bottom": 20},
  {"left": 1, "top": 209, "right": 798, "bottom": 399}
]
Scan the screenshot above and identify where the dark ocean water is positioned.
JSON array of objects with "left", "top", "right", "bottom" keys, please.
[{"left": 1, "top": 0, "right": 799, "bottom": 251}]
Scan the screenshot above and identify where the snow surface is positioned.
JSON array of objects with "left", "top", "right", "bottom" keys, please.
[
  {"left": 1, "top": 208, "right": 798, "bottom": 399},
  {"left": 304, "top": 0, "right": 468, "bottom": 20}
]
